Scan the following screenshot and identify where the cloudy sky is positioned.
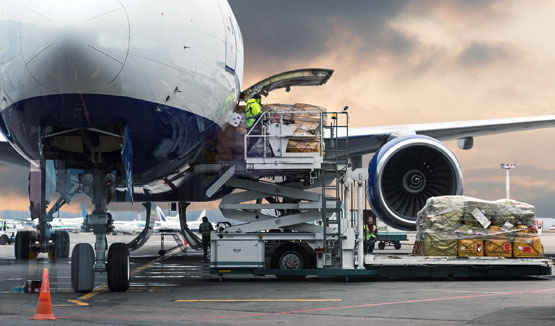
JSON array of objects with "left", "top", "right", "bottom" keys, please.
[{"left": 2, "top": 0, "right": 555, "bottom": 216}]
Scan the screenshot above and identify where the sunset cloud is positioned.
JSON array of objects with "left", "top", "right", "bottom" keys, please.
[{"left": 2, "top": 1, "right": 555, "bottom": 217}]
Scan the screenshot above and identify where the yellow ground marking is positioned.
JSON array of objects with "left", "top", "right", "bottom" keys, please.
[
  {"left": 175, "top": 299, "right": 342, "bottom": 302},
  {"left": 76, "top": 247, "right": 181, "bottom": 301},
  {"left": 55, "top": 299, "right": 90, "bottom": 307},
  {"left": 78, "top": 284, "right": 108, "bottom": 300},
  {"left": 148, "top": 286, "right": 158, "bottom": 292},
  {"left": 67, "top": 299, "right": 89, "bottom": 306}
]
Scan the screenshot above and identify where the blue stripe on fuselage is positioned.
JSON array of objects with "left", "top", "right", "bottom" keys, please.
[{"left": 0, "top": 94, "right": 219, "bottom": 183}]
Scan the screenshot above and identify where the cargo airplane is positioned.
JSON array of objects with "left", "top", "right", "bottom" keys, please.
[{"left": 1, "top": 0, "right": 555, "bottom": 292}]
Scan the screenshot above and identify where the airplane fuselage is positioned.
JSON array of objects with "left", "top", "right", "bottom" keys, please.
[{"left": 0, "top": 0, "right": 244, "bottom": 187}]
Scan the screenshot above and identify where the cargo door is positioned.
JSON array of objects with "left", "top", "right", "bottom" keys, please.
[
  {"left": 240, "top": 68, "right": 334, "bottom": 100},
  {"left": 218, "top": 0, "right": 237, "bottom": 74}
]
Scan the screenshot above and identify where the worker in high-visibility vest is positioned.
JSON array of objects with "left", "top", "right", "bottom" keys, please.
[
  {"left": 199, "top": 216, "right": 214, "bottom": 260},
  {"left": 245, "top": 94, "right": 263, "bottom": 154},
  {"left": 364, "top": 220, "right": 377, "bottom": 254}
]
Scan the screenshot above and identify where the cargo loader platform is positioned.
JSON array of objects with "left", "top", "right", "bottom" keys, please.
[{"left": 212, "top": 255, "right": 552, "bottom": 279}]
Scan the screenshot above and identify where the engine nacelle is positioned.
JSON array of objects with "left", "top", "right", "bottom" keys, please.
[{"left": 367, "top": 135, "right": 463, "bottom": 230}]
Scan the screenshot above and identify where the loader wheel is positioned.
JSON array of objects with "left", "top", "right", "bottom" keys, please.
[
  {"left": 0, "top": 235, "right": 8, "bottom": 245},
  {"left": 378, "top": 241, "right": 386, "bottom": 250},
  {"left": 394, "top": 241, "right": 402, "bottom": 250},
  {"left": 271, "top": 244, "right": 309, "bottom": 281}
]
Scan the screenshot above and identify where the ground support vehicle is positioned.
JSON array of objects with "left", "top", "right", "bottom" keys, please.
[
  {"left": 205, "top": 109, "right": 552, "bottom": 279},
  {"left": 376, "top": 231, "right": 408, "bottom": 250}
]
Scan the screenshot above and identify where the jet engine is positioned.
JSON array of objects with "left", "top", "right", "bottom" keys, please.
[{"left": 367, "top": 135, "right": 463, "bottom": 230}]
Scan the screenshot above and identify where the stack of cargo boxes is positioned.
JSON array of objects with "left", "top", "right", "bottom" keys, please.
[
  {"left": 202, "top": 103, "right": 326, "bottom": 162},
  {"left": 413, "top": 196, "right": 543, "bottom": 258}
]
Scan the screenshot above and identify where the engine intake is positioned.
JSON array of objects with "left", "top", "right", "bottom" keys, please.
[{"left": 367, "top": 135, "right": 463, "bottom": 230}]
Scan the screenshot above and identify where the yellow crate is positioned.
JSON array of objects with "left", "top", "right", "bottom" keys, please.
[
  {"left": 458, "top": 239, "right": 484, "bottom": 257},
  {"left": 513, "top": 236, "right": 543, "bottom": 257},
  {"left": 485, "top": 239, "right": 512, "bottom": 257}
]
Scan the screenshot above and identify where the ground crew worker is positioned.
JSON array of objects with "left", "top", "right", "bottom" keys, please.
[
  {"left": 245, "top": 94, "right": 263, "bottom": 154},
  {"left": 199, "top": 216, "right": 214, "bottom": 260},
  {"left": 364, "top": 220, "right": 378, "bottom": 254}
]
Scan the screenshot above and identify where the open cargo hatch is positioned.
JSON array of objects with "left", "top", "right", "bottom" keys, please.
[{"left": 240, "top": 68, "right": 334, "bottom": 100}]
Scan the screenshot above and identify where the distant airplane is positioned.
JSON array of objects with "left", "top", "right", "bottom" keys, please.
[{"left": 155, "top": 207, "right": 210, "bottom": 233}]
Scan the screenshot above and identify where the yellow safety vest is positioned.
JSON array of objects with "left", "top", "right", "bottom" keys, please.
[
  {"left": 200, "top": 222, "right": 211, "bottom": 237},
  {"left": 245, "top": 98, "right": 262, "bottom": 128},
  {"left": 364, "top": 224, "right": 377, "bottom": 240}
]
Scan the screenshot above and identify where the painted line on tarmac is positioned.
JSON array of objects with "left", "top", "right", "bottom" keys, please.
[
  {"left": 175, "top": 299, "right": 341, "bottom": 303},
  {"left": 48, "top": 287, "right": 555, "bottom": 321},
  {"left": 54, "top": 299, "right": 90, "bottom": 307},
  {"left": 75, "top": 247, "right": 181, "bottom": 303}
]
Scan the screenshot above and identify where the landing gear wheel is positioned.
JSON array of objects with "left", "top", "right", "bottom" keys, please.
[
  {"left": 71, "top": 243, "right": 95, "bottom": 292},
  {"left": 271, "top": 244, "right": 310, "bottom": 281},
  {"left": 54, "top": 231, "right": 70, "bottom": 258},
  {"left": 378, "top": 241, "right": 386, "bottom": 250},
  {"left": 394, "top": 241, "right": 402, "bottom": 250},
  {"left": 107, "top": 243, "right": 130, "bottom": 292},
  {"left": 0, "top": 235, "right": 8, "bottom": 245},
  {"left": 14, "top": 231, "right": 32, "bottom": 260},
  {"left": 63, "top": 232, "right": 70, "bottom": 257},
  {"left": 158, "top": 249, "right": 166, "bottom": 256}
]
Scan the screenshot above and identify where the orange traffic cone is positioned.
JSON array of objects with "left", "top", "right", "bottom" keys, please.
[{"left": 31, "top": 268, "right": 56, "bottom": 320}]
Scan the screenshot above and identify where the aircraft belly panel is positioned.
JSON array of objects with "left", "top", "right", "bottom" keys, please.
[{"left": 0, "top": 94, "right": 220, "bottom": 183}]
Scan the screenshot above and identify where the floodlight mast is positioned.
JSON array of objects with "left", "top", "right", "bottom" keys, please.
[{"left": 500, "top": 163, "right": 516, "bottom": 199}]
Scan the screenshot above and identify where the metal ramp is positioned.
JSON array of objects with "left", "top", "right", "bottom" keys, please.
[{"left": 171, "top": 233, "right": 188, "bottom": 252}]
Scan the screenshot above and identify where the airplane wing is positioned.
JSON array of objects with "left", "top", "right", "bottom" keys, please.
[
  {"left": 240, "top": 69, "right": 555, "bottom": 158},
  {"left": 341, "top": 115, "right": 555, "bottom": 157}
]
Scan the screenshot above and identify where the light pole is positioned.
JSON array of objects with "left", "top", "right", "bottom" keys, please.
[{"left": 500, "top": 163, "right": 516, "bottom": 199}]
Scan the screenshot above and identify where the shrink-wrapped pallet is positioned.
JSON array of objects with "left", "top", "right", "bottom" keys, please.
[
  {"left": 414, "top": 196, "right": 542, "bottom": 258},
  {"left": 263, "top": 103, "right": 326, "bottom": 153},
  {"left": 202, "top": 102, "right": 328, "bottom": 160}
]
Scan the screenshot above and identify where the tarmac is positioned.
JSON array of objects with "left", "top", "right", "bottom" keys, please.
[{"left": 0, "top": 232, "right": 554, "bottom": 325}]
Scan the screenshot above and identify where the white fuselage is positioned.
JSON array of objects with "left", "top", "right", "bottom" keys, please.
[
  {"left": 0, "top": 0, "right": 244, "bottom": 192},
  {"left": 0, "top": 0, "right": 243, "bottom": 126}
]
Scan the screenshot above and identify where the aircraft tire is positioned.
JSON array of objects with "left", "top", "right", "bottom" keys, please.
[
  {"left": 63, "top": 232, "right": 71, "bottom": 257},
  {"left": 14, "top": 231, "right": 32, "bottom": 260},
  {"left": 54, "top": 231, "right": 70, "bottom": 258},
  {"left": 0, "top": 235, "right": 8, "bottom": 245},
  {"left": 107, "top": 243, "right": 130, "bottom": 292},
  {"left": 71, "top": 243, "right": 95, "bottom": 292}
]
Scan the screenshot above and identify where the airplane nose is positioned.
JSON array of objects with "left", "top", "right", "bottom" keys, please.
[{"left": 21, "top": 0, "right": 129, "bottom": 93}]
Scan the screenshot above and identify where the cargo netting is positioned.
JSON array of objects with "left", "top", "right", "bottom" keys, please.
[{"left": 413, "top": 196, "right": 543, "bottom": 257}]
